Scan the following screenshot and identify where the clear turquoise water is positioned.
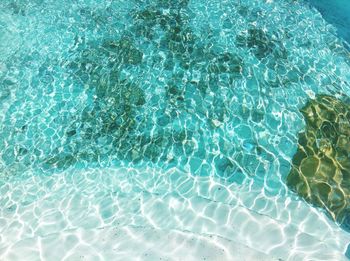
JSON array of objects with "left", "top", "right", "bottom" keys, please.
[{"left": 0, "top": 0, "right": 350, "bottom": 260}]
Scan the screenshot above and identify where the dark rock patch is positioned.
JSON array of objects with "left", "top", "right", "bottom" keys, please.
[{"left": 287, "top": 94, "right": 350, "bottom": 231}]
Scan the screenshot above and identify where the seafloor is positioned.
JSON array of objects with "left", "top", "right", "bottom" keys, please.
[{"left": 0, "top": 0, "right": 350, "bottom": 260}]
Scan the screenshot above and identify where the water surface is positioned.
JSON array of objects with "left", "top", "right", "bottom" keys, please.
[{"left": 1, "top": 0, "right": 350, "bottom": 260}]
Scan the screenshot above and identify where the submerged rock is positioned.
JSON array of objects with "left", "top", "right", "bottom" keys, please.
[
  {"left": 43, "top": 36, "right": 147, "bottom": 169},
  {"left": 207, "top": 52, "right": 243, "bottom": 76},
  {"left": 101, "top": 38, "right": 143, "bottom": 65},
  {"left": 287, "top": 94, "right": 350, "bottom": 231},
  {"left": 236, "top": 27, "right": 287, "bottom": 60}
]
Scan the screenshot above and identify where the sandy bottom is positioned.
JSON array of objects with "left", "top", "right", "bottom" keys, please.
[{"left": 0, "top": 167, "right": 349, "bottom": 260}]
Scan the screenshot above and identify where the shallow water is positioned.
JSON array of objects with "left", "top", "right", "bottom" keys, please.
[{"left": 1, "top": 0, "right": 350, "bottom": 260}]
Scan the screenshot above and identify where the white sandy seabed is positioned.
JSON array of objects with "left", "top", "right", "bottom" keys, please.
[{"left": 0, "top": 166, "right": 349, "bottom": 261}]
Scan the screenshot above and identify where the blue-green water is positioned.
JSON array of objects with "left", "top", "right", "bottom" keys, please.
[
  {"left": 308, "top": 0, "right": 350, "bottom": 48},
  {"left": 0, "top": 0, "right": 350, "bottom": 260}
]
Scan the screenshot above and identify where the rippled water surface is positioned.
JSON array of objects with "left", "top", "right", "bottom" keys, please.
[{"left": 1, "top": 0, "right": 350, "bottom": 260}]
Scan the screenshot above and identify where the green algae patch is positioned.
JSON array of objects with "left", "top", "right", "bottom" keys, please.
[{"left": 287, "top": 94, "right": 350, "bottom": 230}]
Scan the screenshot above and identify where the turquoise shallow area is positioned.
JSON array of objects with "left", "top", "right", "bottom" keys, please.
[
  {"left": 1, "top": 0, "right": 350, "bottom": 260},
  {"left": 1, "top": 0, "right": 350, "bottom": 181}
]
